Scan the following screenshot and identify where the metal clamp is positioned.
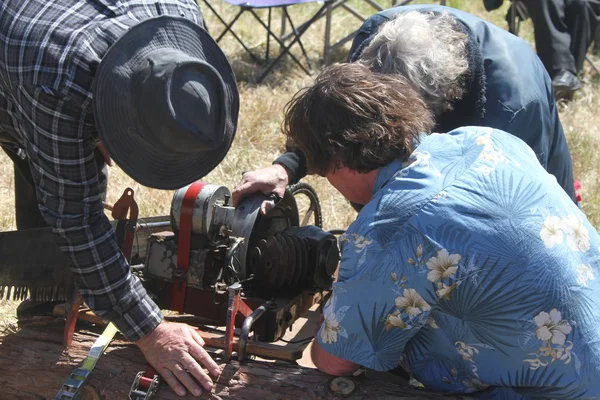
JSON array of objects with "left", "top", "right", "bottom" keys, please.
[
  {"left": 55, "top": 323, "right": 119, "bottom": 399},
  {"left": 128, "top": 371, "right": 160, "bottom": 400},
  {"left": 54, "top": 368, "right": 91, "bottom": 399},
  {"left": 238, "top": 300, "right": 276, "bottom": 362}
]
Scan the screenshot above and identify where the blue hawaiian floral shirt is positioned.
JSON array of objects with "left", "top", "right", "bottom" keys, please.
[{"left": 317, "top": 127, "right": 600, "bottom": 399}]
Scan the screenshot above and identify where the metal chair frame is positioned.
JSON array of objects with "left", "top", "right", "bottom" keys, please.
[{"left": 201, "top": 0, "right": 329, "bottom": 82}]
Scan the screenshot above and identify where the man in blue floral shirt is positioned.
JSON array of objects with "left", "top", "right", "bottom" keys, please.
[{"left": 283, "top": 63, "right": 600, "bottom": 399}]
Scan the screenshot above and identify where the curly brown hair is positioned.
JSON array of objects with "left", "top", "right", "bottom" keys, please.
[{"left": 282, "top": 63, "right": 435, "bottom": 176}]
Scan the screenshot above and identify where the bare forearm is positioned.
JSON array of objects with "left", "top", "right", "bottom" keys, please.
[{"left": 311, "top": 331, "right": 359, "bottom": 376}]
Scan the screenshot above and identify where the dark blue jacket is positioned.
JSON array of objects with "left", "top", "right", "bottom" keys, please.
[{"left": 348, "top": 5, "right": 576, "bottom": 202}]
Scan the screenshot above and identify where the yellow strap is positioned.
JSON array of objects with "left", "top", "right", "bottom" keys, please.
[
  {"left": 81, "top": 322, "right": 118, "bottom": 370},
  {"left": 54, "top": 322, "right": 119, "bottom": 399}
]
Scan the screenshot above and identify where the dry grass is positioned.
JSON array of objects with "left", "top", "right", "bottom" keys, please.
[{"left": 0, "top": 0, "right": 599, "bottom": 328}]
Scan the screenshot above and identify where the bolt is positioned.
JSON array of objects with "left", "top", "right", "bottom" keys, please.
[{"left": 329, "top": 377, "right": 356, "bottom": 395}]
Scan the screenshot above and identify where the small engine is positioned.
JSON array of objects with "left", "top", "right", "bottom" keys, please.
[{"left": 143, "top": 182, "right": 339, "bottom": 342}]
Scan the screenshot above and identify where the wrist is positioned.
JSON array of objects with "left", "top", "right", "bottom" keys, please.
[
  {"left": 272, "top": 162, "right": 292, "bottom": 185},
  {"left": 135, "top": 319, "right": 163, "bottom": 346}
]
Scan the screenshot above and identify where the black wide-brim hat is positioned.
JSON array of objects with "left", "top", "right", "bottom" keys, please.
[{"left": 93, "top": 16, "right": 239, "bottom": 190}]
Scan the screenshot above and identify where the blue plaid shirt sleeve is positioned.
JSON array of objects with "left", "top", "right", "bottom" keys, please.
[
  {"left": 1, "top": 0, "right": 206, "bottom": 342},
  {"left": 17, "top": 84, "right": 163, "bottom": 342}
]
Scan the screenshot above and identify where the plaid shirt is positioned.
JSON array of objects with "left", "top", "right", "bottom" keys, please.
[{"left": 0, "top": 0, "right": 204, "bottom": 341}]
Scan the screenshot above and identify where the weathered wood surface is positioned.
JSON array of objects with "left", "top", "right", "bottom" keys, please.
[{"left": 0, "top": 318, "right": 468, "bottom": 400}]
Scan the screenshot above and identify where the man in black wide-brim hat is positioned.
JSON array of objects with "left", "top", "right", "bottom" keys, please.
[{"left": 0, "top": 0, "right": 239, "bottom": 396}]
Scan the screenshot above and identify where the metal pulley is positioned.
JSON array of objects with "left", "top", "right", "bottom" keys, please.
[
  {"left": 170, "top": 183, "right": 231, "bottom": 234},
  {"left": 230, "top": 190, "right": 300, "bottom": 279}
]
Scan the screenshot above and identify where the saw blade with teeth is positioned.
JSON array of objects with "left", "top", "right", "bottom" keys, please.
[{"left": 0, "top": 226, "right": 71, "bottom": 301}]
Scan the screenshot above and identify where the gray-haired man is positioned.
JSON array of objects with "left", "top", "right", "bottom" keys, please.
[{"left": 233, "top": 5, "right": 577, "bottom": 209}]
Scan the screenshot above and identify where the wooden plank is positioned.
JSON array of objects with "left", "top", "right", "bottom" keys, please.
[{"left": 0, "top": 318, "right": 466, "bottom": 399}]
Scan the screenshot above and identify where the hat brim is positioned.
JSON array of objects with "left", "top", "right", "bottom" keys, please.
[{"left": 92, "top": 16, "right": 239, "bottom": 190}]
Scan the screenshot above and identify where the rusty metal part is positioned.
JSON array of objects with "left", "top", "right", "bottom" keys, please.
[
  {"left": 224, "top": 282, "right": 253, "bottom": 361},
  {"left": 0, "top": 226, "right": 71, "bottom": 301},
  {"left": 215, "top": 361, "right": 240, "bottom": 392},
  {"left": 112, "top": 188, "right": 139, "bottom": 262},
  {"left": 329, "top": 377, "right": 357, "bottom": 396},
  {"left": 0, "top": 189, "right": 160, "bottom": 302},
  {"left": 238, "top": 300, "right": 276, "bottom": 362},
  {"left": 63, "top": 293, "right": 84, "bottom": 348}
]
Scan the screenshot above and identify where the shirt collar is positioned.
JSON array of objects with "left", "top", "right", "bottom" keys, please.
[
  {"left": 372, "top": 158, "right": 405, "bottom": 196},
  {"left": 372, "top": 133, "right": 428, "bottom": 196}
]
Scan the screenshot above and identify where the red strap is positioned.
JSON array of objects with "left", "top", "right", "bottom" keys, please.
[
  {"left": 574, "top": 179, "right": 582, "bottom": 203},
  {"left": 139, "top": 365, "right": 159, "bottom": 389},
  {"left": 170, "top": 181, "right": 206, "bottom": 312}
]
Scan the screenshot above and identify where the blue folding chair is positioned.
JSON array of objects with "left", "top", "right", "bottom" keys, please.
[{"left": 201, "top": 0, "right": 330, "bottom": 82}]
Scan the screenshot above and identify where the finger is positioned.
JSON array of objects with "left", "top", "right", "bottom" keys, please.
[
  {"left": 232, "top": 181, "right": 253, "bottom": 206},
  {"left": 189, "top": 340, "right": 221, "bottom": 377},
  {"left": 189, "top": 341, "right": 221, "bottom": 377},
  {"left": 172, "top": 361, "right": 204, "bottom": 397},
  {"left": 191, "top": 330, "right": 224, "bottom": 377},
  {"left": 260, "top": 200, "right": 276, "bottom": 215},
  {"left": 273, "top": 186, "right": 287, "bottom": 197},
  {"left": 192, "top": 328, "right": 206, "bottom": 347},
  {"left": 182, "top": 352, "right": 217, "bottom": 390},
  {"left": 159, "top": 367, "right": 187, "bottom": 397}
]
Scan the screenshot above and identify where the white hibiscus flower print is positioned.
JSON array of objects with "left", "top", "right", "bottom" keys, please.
[
  {"left": 476, "top": 135, "right": 491, "bottom": 146},
  {"left": 534, "top": 309, "right": 572, "bottom": 346},
  {"left": 320, "top": 318, "right": 340, "bottom": 344},
  {"left": 436, "top": 282, "right": 457, "bottom": 300},
  {"left": 384, "top": 310, "right": 407, "bottom": 330},
  {"left": 320, "top": 294, "right": 349, "bottom": 344},
  {"left": 394, "top": 151, "right": 432, "bottom": 178},
  {"left": 561, "top": 215, "right": 590, "bottom": 253},
  {"left": 577, "top": 264, "right": 595, "bottom": 287},
  {"left": 540, "top": 216, "right": 564, "bottom": 248},
  {"left": 340, "top": 233, "right": 373, "bottom": 253},
  {"left": 426, "top": 249, "right": 461, "bottom": 282},
  {"left": 456, "top": 342, "right": 480, "bottom": 362},
  {"left": 395, "top": 288, "right": 431, "bottom": 317},
  {"left": 463, "top": 378, "right": 490, "bottom": 393},
  {"left": 427, "top": 317, "right": 439, "bottom": 329},
  {"left": 524, "top": 309, "right": 575, "bottom": 370}
]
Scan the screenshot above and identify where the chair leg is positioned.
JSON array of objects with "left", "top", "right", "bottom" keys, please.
[
  {"left": 257, "top": 4, "right": 329, "bottom": 82},
  {"left": 586, "top": 54, "right": 600, "bottom": 76},
  {"left": 283, "top": 7, "right": 313, "bottom": 70},
  {"left": 248, "top": 9, "right": 312, "bottom": 76},
  {"left": 201, "top": 2, "right": 262, "bottom": 64},
  {"left": 324, "top": 1, "right": 333, "bottom": 65}
]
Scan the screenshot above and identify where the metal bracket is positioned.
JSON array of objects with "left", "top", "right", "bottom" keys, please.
[
  {"left": 224, "top": 282, "right": 253, "bottom": 361},
  {"left": 128, "top": 371, "right": 160, "bottom": 400},
  {"left": 238, "top": 300, "right": 276, "bottom": 362},
  {"left": 55, "top": 368, "right": 90, "bottom": 399}
]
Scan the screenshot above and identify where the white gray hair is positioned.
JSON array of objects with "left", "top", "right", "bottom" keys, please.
[{"left": 359, "top": 11, "right": 469, "bottom": 116}]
